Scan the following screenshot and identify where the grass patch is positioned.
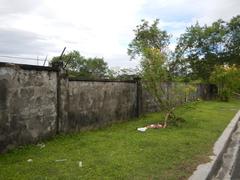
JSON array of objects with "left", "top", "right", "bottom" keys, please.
[{"left": 0, "top": 100, "right": 240, "bottom": 179}]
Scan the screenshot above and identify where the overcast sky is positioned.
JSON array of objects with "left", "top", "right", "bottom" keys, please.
[{"left": 0, "top": 0, "right": 239, "bottom": 68}]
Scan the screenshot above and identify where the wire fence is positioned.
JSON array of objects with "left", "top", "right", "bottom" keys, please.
[{"left": 0, "top": 55, "right": 49, "bottom": 66}]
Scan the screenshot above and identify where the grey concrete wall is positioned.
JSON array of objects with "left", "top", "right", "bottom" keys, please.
[
  {"left": 142, "top": 89, "right": 160, "bottom": 113},
  {"left": 0, "top": 63, "right": 57, "bottom": 152},
  {"left": 198, "top": 84, "right": 218, "bottom": 100},
  {"left": 67, "top": 80, "right": 137, "bottom": 131},
  {"left": 142, "top": 82, "right": 202, "bottom": 113},
  {"left": 0, "top": 62, "right": 217, "bottom": 153},
  {"left": 58, "top": 71, "right": 69, "bottom": 133}
]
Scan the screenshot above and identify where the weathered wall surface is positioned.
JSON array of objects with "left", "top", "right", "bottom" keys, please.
[
  {"left": 142, "top": 89, "right": 160, "bottom": 113},
  {"left": 58, "top": 72, "right": 69, "bottom": 133},
  {"left": 0, "top": 63, "right": 57, "bottom": 152},
  {"left": 0, "top": 62, "right": 217, "bottom": 153},
  {"left": 142, "top": 82, "right": 202, "bottom": 113},
  {"left": 67, "top": 80, "right": 137, "bottom": 131},
  {"left": 198, "top": 84, "right": 218, "bottom": 100}
]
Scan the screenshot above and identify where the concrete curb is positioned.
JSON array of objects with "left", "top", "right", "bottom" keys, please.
[{"left": 189, "top": 110, "right": 240, "bottom": 180}]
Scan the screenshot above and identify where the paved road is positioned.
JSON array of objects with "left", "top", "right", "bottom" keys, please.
[
  {"left": 231, "top": 148, "right": 240, "bottom": 180},
  {"left": 213, "top": 121, "right": 240, "bottom": 180}
]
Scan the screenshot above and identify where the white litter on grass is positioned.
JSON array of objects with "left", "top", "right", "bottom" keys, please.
[
  {"left": 27, "top": 159, "right": 33, "bottom": 162},
  {"left": 36, "top": 143, "right": 45, "bottom": 149},
  {"left": 78, "top": 161, "right": 82, "bottom": 167},
  {"left": 137, "top": 127, "right": 147, "bottom": 132},
  {"left": 55, "top": 159, "right": 67, "bottom": 162}
]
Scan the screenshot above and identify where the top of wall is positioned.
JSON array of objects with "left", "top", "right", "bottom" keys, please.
[
  {"left": 69, "top": 77, "right": 137, "bottom": 83},
  {"left": 0, "top": 62, "right": 57, "bottom": 72}
]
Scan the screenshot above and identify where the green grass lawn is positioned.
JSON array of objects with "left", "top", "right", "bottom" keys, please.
[{"left": 1, "top": 100, "right": 240, "bottom": 180}]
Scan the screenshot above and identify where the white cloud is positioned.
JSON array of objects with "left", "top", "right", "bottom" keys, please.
[
  {"left": 191, "top": 0, "right": 240, "bottom": 25},
  {"left": 142, "top": 0, "right": 240, "bottom": 51},
  {"left": 0, "top": 0, "right": 239, "bottom": 67},
  {"left": 0, "top": 0, "right": 147, "bottom": 67}
]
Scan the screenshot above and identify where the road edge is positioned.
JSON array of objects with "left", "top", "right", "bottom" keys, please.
[{"left": 188, "top": 110, "right": 240, "bottom": 180}]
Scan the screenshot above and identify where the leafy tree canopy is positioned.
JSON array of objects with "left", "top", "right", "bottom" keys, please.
[
  {"left": 210, "top": 65, "right": 240, "bottom": 101},
  {"left": 128, "top": 19, "right": 191, "bottom": 127},
  {"left": 128, "top": 19, "right": 170, "bottom": 60},
  {"left": 51, "top": 50, "right": 111, "bottom": 79},
  {"left": 174, "top": 15, "right": 240, "bottom": 82}
]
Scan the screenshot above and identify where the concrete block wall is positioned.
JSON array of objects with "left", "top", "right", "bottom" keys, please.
[
  {"left": 0, "top": 62, "right": 217, "bottom": 153},
  {"left": 0, "top": 63, "right": 57, "bottom": 152},
  {"left": 67, "top": 79, "right": 137, "bottom": 132},
  {"left": 142, "top": 82, "right": 206, "bottom": 113}
]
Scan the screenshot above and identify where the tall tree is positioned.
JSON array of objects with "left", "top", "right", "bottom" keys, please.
[
  {"left": 225, "top": 15, "right": 240, "bottom": 65},
  {"left": 174, "top": 15, "right": 240, "bottom": 82},
  {"left": 128, "top": 19, "right": 170, "bottom": 59},
  {"left": 175, "top": 20, "right": 227, "bottom": 81},
  {"left": 128, "top": 19, "right": 187, "bottom": 127}
]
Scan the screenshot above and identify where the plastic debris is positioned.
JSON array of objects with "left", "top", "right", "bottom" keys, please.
[
  {"left": 36, "top": 143, "right": 45, "bottom": 149},
  {"left": 78, "top": 161, "right": 82, "bottom": 167},
  {"left": 27, "top": 159, "right": 33, "bottom": 162},
  {"left": 55, "top": 159, "right": 67, "bottom": 162},
  {"left": 146, "top": 124, "right": 163, "bottom": 129},
  {"left": 137, "top": 123, "right": 166, "bottom": 132},
  {"left": 137, "top": 127, "right": 147, "bottom": 132}
]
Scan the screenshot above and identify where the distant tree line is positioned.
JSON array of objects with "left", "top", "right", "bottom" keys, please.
[
  {"left": 169, "top": 15, "right": 240, "bottom": 101},
  {"left": 126, "top": 15, "right": 240, "bottom": 125},
  {"left": 51, "top": 50, "right": 111, "bottom": 79},
  {"left": 51, "top": 15, "right": 240, "bottom": 101},
  {"left": 51, "top": 50, "right": 139, "bottom": 80}
]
